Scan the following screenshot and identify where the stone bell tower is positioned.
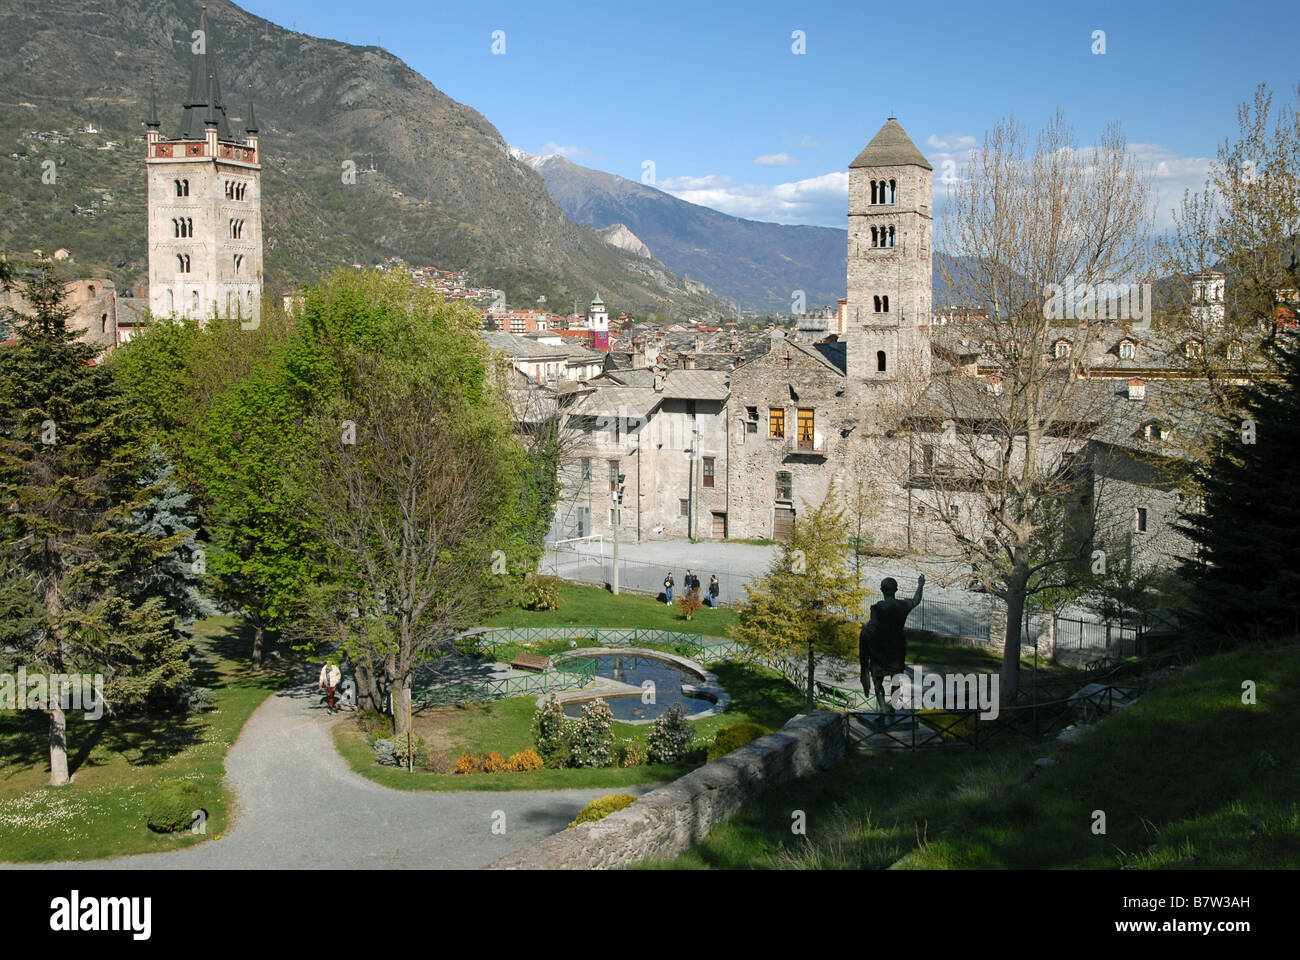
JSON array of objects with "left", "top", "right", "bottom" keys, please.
[
  {"left": 145, "top": 8, "right": 262, "bottom": 326},
  {"left": 844, "top": 118, "right": 932, "bottom": 389}
]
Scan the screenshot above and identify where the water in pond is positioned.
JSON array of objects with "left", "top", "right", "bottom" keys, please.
[{"left": 561, "top": 654, "right": 715, "bottom": 721}]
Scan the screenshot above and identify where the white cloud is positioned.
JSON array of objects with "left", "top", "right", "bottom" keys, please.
[
  {"left": 925, "top": 135, "right": 1213, "bottom": 233},
  {"left": 800, "top": 134, "right": 822, "bottom": 149},
  {"left": 650, "top": 138, "right": 1211, "bottom": 233},
  {"left": 659, "top": 170, "right": 849, "bottom": 226},
  {"left": 1127, "top": 142, "right": 1213, "bottom": 231},
  {"left": 925, "top": 133, "right": 978, "bottom": 152},
  {"left": 754, "top": 152, "right": 797, "bottom": 166}
]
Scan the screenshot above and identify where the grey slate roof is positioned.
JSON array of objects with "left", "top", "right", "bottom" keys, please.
[
  {"left": 115, "top": 297, "right": 148, "bottom": 326},
  {"left": 659, "top": 370, "right": 730, "bottom": 401},
  {"left": 567, "top": 386, "right": 663, "bottom": 420},
  {"left": 481, "top": 331, "right": 571, "bottom": 359},
  {"left": 850, "top": 119, "right": 932, "bottom": 171}
]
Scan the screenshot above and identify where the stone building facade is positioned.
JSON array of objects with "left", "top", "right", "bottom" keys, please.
[{"left": 545, "top": 118, "right": 1219, "bottom": 579}]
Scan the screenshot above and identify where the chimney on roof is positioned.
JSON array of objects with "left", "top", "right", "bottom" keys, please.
[{"left": 1127, "top": 378, "right": 1146, "bottom": 401}]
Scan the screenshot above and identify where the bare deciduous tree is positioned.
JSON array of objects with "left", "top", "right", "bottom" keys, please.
[{"left": 891, "top": 114, "right": 1153, "bottom": 702}]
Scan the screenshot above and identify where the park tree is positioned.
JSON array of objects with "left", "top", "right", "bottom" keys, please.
[
  {"left": 110, "top": 307, "right": 305, "bottom": 669},
  {"left": 1177, "top": 333, "right": 1300, "bottom": 643},
  {"left": 0, "top": 267, "right": 191, "bottom": 785},
  {"left": 729, "top": 489, "right": 867, "bottom": 709},
  {"left": 1155, "top": 82, "right": 1300, "bottom": 501},
  {"left": 906, "top": 113, "right": 1153, "bottom": 702},
  {"left": 284, "top": 272, "right": 529, "bottom": 737}
]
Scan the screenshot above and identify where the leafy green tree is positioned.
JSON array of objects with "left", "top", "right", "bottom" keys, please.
[
  {"left": 284, "top": 271, "right": 529, "bottom": 739},
  {"left": 0, "top": 267, "right": 190, "bottom": 785},
  {"left": 110, "top": 308, "right": 307, "bottom": 670},
  {"left": 729, "top": 489, "right": 867, "bottom": 709}
]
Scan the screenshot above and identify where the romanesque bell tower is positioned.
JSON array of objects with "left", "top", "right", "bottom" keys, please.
[
  {"left": 845, "top": 119, "right": 932, "bottom": 387},
  {"left": 146, "top": 9, "right": 262, "bottom": 325}
]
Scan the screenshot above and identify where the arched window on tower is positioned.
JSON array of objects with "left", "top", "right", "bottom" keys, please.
[
  {"left": 181, "top": 179, "right": 189, "bottom": 197},
  {"left": 185, "top": 217, "right": 192, "bottom": 236},
  {"left": 889, "top": 179, "right": 897, "bottom": 203},
  {"left": 882, "top": 295, "right": 890, "bottom": 312},
  {"left": 870, "top": 180, "right": 878, "bottom": 205},
  {"left": 873, "top": 295, "right": 882, "bottom": 312},
  {"left": 172, "top": 218, "right": 180, "bottom": 237},
  {"left": 191, "top": 290, "right": 200, "bottom": 315},
  {"left": 877, "top": 350, "right": 887, "bottom": 372},
  {"left": 871, "top": 226, "right": 879, "bottom": 247},
  {"left": 174, "top": 179, "right": 183, "bottom": 197}
]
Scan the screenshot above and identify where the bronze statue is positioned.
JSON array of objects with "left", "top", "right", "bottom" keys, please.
[{"left": 859, "top": 574, "right": 924, "bottom": 713}]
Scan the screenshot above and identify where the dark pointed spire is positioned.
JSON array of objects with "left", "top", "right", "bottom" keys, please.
[
  {"left": 146, "top": 74, "right": 160, "bottom": 129},
  {"left": 179, "top": 6, "right": 233, "bottom": 140},
  {"left": 205, "top": 72, "right": 218, "bottom": 128},
  {"left": 244, "top": 81, "right": 258, "bottom": 135}
]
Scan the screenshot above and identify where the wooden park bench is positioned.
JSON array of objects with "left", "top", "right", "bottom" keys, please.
[{"left": 511, "top": 652, "right": 551, "bottom": 673}]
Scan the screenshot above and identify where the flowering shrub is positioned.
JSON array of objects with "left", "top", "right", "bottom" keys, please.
[
  {"left": 531, "top": 693, "right": 574, "bottom": 767},
  {"left": 569, "top": 698, "right": 615, "bottom": 767},
  {"left": 568, "top": 794, "right": 637, "bottom": 828},
  {"left": 619, "top": 740, "right": 648, "bottom": 768},
  {"left": 454, "top": 753, "right": 480, "bottom": 774},
  {"left": 647, "top": 702, "right": 694, "bottom": 764},
  {"left": 482, "top": 751, "right": 507, "bottom": 773},
  {"left": 506, "top": 749, "right": 544, "bottom": 772},
  {"left": 521, "top": 573, "right": 563, "bottom": 611}
]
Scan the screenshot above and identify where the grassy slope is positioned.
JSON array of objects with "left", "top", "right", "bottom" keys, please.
[
  {"left": 0, "top": 617, "right": 285, "bottom": 862},
  {"left": 644, "top": 644, "right": 1300, "bottom": 869}
]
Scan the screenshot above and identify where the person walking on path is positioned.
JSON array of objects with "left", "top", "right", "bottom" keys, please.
[
  {"left": 664, "top": 571, "right": 675, "bottom": 605},
  {"left": 706, "top": 574, "right": 720, "bottom": 608},
  {"left": 859, "top": 574, "right": 924, "bottom": 715},
  {"left": 319, "top": 659, "right": 342, "bottom": 713}
]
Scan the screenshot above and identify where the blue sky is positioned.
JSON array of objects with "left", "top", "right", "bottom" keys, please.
[{"left": 240, "top": 0, "right": 1297, "bottom": 231}]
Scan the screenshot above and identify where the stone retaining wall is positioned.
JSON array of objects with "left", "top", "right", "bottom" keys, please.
[{"left": 486, "top": 710, "right": 846, "bottom": 870}]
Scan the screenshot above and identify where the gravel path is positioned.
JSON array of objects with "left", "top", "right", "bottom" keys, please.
[{"left": 18, "top": 682, "right": 657, "bottom": 871}]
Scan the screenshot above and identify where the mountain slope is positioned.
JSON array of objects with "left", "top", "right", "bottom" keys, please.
[
  {"left": 527, "top": 154, "right": 848, "bottom": 314},
  {"left": 0, "top": 0, "right": 732, "bottom": 318}
]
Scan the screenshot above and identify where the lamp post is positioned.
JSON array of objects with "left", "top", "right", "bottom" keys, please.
[{"left": 612, "top": 473, "right": 626, "bottom": 595}]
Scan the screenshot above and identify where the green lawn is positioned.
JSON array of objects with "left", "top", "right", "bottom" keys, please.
[
  {"left": 336, "top": 658, "right": 806, "bottom": 792},
  {"left": 481, "top": 582, "right": 738, "bottom": 637},
  {"left": 643, "top": 643, "right": 1300, "bottom": 869},
  {"left": 0, "top": 616, "right": 285, "bottom": 863}
]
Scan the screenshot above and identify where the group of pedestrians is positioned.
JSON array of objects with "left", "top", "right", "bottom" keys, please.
[{"left": 663, "top": 569, "right": 721, "bottom": 608}]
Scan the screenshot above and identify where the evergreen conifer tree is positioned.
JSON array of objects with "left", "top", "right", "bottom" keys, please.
[
  {"left": 1178, "top": 335, "right": 1300, "bottom": 643},
  {"left": 0, "top": 267, "right": 190, "bottom": 785}
]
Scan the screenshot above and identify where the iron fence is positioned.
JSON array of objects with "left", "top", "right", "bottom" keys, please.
[{"left": 848, "top": 683, "right": 1134, "bottom": 751}]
